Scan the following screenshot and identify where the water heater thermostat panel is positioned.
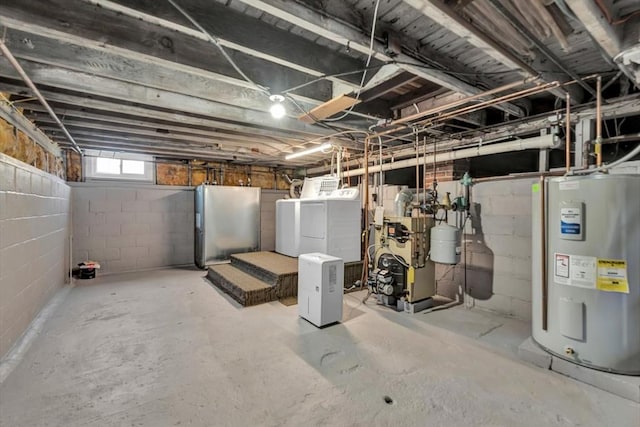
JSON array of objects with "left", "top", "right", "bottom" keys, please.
[{"left": 560, "top": 202, "right": 583, "bottom": 240}]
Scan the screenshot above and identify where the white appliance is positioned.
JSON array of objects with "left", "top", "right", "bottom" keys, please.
[
  {"left": 298, "top": 188, "right": 361, "bottom": 263},
  {"left": 275, "top": 199, "right": 300, "bottom": 257},
  {"left": 298, "top": 253, "right": 344, "bottom": 327}
]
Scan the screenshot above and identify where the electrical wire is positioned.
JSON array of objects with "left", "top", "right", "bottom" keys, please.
[
  {"left": 321, "top": 0, "right": 382, "bottom": 122},
  {"left": 167, "top": 0, "right": 270, "bottom": 95}
]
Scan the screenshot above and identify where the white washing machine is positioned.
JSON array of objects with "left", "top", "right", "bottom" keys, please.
[
  {"left": 298, "top": 188, "right": 361, "bottom": 263},
  {"left": 275, "top": 199, "right": 300, "bottom": 257},
  {"left": 298, "top": 253, "right": 344, "bottom": 327}
]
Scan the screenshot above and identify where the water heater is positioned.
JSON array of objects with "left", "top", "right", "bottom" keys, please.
[{"left": 532, "top": 174, "right": 639, "bottom": 374}]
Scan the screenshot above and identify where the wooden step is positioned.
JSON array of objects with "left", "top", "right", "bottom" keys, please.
[{"left": 207, "top": 264, "right": 276, "bottom": 307}]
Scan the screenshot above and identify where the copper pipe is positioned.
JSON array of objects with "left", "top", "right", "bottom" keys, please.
[
  {"left": 540, "top": 176, "right": 548, "bottom": 331},
  {"left": 596, "top": 76, "right": 603, "bottom": 167},
  {"left": 391, "top": 78, "right": 532, "bottom": 126},
  {"left": 375, "top": 81, "right": 561, "bottom": 144},
  {"left": 566, "top": 93, "right": 571, "bottom": 173}
]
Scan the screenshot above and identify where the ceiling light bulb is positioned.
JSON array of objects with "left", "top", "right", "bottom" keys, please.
[{"left": 269, "top": 94, "right": 286, "bottom": 119}]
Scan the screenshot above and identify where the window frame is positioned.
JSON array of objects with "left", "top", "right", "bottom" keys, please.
[{"left": 84, "top": 150, "right": 155, "bottom": 183}]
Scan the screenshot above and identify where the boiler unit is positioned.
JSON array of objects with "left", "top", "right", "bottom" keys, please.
[
  {"left": 298, "top": 188, "right": 361, "bottom": 263},
  {"left": 194, "top": 185, "right": 261, "bottom": 268},
  {"left": 298, "top": 253, "right": 344, "bottom": 327},
  {"left": 368, "top": 214, "right": 435, "bottom": 312},
  {"left": 532, "top": 174, "right": 639, "bottom": 374}
]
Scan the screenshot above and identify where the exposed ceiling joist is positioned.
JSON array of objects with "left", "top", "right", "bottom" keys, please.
[
  {"left": 0, "top": 84, "right": 311, "bottom": 142},
  {"left": 0, "top": 59, "right": 330, "bottom": 137},
  {"left": 80, "top": 0, "right": 370, "bottom": 91},
  {"left": 234, "top": 0, "right": 525, "bottom": 117},
  {"left": 0, "top": 0, "right": 332, "bottom": 102},
  {"left": 401, "top": 0, "right": 584, "bottom": 102}
]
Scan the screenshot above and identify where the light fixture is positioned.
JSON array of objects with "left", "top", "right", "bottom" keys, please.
[
  {"left": 269, "top": 94, "right": 286, "bottom": 119},
  {"left": 285, "top": 142, "right": 333, "bottom": 160}
]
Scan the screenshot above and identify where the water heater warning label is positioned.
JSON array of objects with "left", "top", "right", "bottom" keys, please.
[
  {"left": 554, "top": 253, "right": 596, "bottom": 288},
  {"left": 596, "top": 259, "right": 629, "bottom": 293}
]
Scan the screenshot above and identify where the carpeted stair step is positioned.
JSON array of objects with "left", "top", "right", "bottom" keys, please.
[
  {"left": 207, "top": 264, "right": 277, "bottom": 307},
  {"left": 230, "top": 252, "right": 299, "bottom": 299}
]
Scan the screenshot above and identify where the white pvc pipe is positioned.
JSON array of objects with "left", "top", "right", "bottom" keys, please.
[{"left": 342, "top": 134, "right": 556, "bottom": 178}]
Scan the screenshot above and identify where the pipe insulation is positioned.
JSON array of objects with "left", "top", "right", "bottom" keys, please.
[{"left": 342, "top": 134, "right": 557, "bottom": 178}]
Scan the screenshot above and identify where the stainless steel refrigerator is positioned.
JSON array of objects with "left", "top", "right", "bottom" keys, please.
[{"left": 194, "top": 185, "right": 261, "bottom": 268}]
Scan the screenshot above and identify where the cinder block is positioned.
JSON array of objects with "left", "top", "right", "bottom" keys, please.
[
  {"left": 135, "top": 234, "right": 168, "bottom": 247},
  {"left": 30, "top": 174, "right": 42, "bottom": 196},
  {"left": 480, "top": 215, "right": 515, "bottom": 236},
  {"left": 487, "top": 195, "right": 531, "bottom": 216},
  {"left": 89, "top": 199, "right": 122, "bottom": 213},
  {"left": 121, "top": 223, "right": 150, "bottom": 235},
  {"left": 121, "top": 200, "right": 150, "bottom": 212},
  {"left": 89, "top": 247, "right": 121, "bottom": 262},
  {"left": 121, "top": 246, "right": 149, "bottom": 259},
  {"left": 73, "top": 250, "right": 89, "bottom": 264},
  {"left": 73, "top": 188, "right": 105, "bottom": 202},
  {"left": 484, "top": 235, "right": 530, "bottom": 258},
  {"left": 492, "top": 274, "right": 531, "bottom": 302},
  {"left": 105, "top": 212, "right": 135, "bottom": 225},
  {"left": 73, "top": 225, "right": 90, "bottom": 238},
  {"left": 41, "top": 178, "right": 52, "bottom": 197},
  {"left": 106, "top": 188, "right": 136, "bottom": 201},
  {"left": 0, "top": 192, "right": 7, "bottom": 221},
  {"left": 0, "top": 163, "right": 16, "bottom": 191},
  {"left": 14, "top": 168, "right": 31, "bottom": 194},
  {"left": 493, "top": 255, "right": 531, "bottom": 280},
  {"left": 135, "top": 212, "right": 163, "bottom": 226},
  {"left": 136, "top": 189, "right": 174, "bottom": 201},
  {"left": 73, "top": 212, "right": 106, "bottom": 226},
  {"left": 511, "top": 297, "right": 532, "bottom": 320},
  {"left": 73, "top": 236, "right": 106, "bottom": 251},
  {"left": 72, "top": 200, "right": 90, "bottom": 216},
  {"left": 89, "top": 223, "right": 121, "bottom": 237},
  {"left": 106, "top": 258, "right": 137, "bottom": 273},
  {"left": 136, "top": 255, "right": 168, "bottom": 269},
  {"left": 514, "top": 215, "right": 532, "bottom": 238},
  {"left": 106, "top": 235, "right": 136, "bottom": 248},
  {"left": 474, "top": 294, "right": 512, "bottom": 316}
]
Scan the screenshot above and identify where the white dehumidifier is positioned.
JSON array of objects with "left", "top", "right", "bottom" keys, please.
[{"left": 298, "top": 253, "right": 344, "bottom": 327}]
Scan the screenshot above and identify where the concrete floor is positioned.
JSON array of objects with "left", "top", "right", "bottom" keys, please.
[{"left": 1, "top": 269, "right": 638, "bottom": 426}]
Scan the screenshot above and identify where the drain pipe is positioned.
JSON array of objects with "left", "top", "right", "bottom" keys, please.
[{"left": 0, "top": 40, "right": 82, "bottom": 155}]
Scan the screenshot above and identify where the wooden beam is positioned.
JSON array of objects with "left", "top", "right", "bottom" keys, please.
[
  {"left": 1, "top": 30, "right": 324, "bottom": 120},
  {"left": 84, "top": 0, "right": 370, "bottom": 89},
  {"left": 565, "top": 0, "right": 622, "bottom": 58},
  {"left": 0, "top": 0, "right": 332, "bottom": 101},
  {"left": 28, "top": 113, "right": 297, "bottom": 149},
  {"left": 401, "top": 0, "right": 579, "bottom": 101},
  {"left": 298, "top": 95, "right": 360, "bottom": 123},
  {"left": 0, "top": 82, "right": 312, "bottom": 141},
  {"left": 235, "top": 0, "right": 525, "bottom": 117},
  {"left": 0, "top": 60, "right": 329, "bottom": 137}
]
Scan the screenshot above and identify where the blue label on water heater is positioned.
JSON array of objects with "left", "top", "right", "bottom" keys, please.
[{"left": 560, "top": 207, "right": 582, "bottom": 237}]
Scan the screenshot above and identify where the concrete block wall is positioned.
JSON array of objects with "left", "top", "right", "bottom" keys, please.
[
  {"left": 0, "top": 153, "right": 70, "bottom": 358},
  {"left": 260, "top": 190, "right": 288, "bottom": 251},
  {"left": 70, "top": 183, "right": 194, "bottom": 274},
  {"left": 434, "top": 177, "right": 536, "bottom": 320}
]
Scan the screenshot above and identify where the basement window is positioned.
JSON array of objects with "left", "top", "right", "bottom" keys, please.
[{"left": 85, "top": 150, "right": 154, "bottom": 182}]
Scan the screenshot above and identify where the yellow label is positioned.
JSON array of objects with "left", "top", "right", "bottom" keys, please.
[
  {"left": 532, "top": 183, "right": 540, "bottom": 193},
  {"left": 595, "top": 144, "right": 602, "bottom": 154},
  {"left": 408, "top": 267, "right": 415, "bottom": 284},
  {"left": 596, "top": 259, "right": 629, "bottom": 293}
]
